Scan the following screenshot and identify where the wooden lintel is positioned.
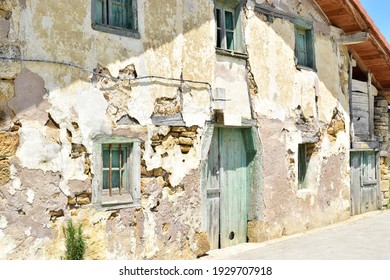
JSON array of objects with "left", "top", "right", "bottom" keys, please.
[
  {"left": 338, "top": 32, "right": 370, "bottom": 45},
  {"left": 254, "top": 4, "right": 295, "bottom": 23}
]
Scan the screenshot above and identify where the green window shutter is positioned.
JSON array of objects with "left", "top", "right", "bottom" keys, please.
[
  {"left": 215, "top": 1, "right": 242, "bottom": 52},
  {"left": 225, "top": 10, "right": 235, "bottom": 50},
  {"left": 125, "top": 0, "right": 133, "bottom": 30},
  {"left": 294, "top": 18, "right": 315, "bottom": 69},
  {"left": 216, "top": 8, "right": 223, "bottom": 48},
  {"left": 306, "top": 29, "right": 314, "bottom": 68},
  {"left": 234, "top": 3, "right": 242, "bottom": 52},
  {"left": 296, "top": 28, "right": 307, "bottom": 66},
  {"left": 110, "top": 0, "right": 124, "bottom": 28},
  {"left": 95, "top": 0, "right": 105, "bottom": 24}
]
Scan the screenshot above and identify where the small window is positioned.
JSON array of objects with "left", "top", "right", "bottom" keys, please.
[
  {"left": 92, "top": 136, "right": 141, "bottom": 208},
  {"left": 298, "top": 144, "right": 307, "bottom": 189},
  {"left": 92, "top": 0, "right": 139, "bottom": 38},
  {"left": 295, "top": 18, "right": 315, "bottom": 69},
  {"left": 298, "top": 143, "right": 316, "bottom": 189},
  {"left": 215, "top": 0, "right": 243, "bottom": 52}
]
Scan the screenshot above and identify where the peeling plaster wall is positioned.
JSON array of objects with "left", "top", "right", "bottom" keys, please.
[
  {"left": 246, "top": 0, "right": 351, "bottom": 241},
  {"left": 0, "top": 0, "right": 354, "bottom": 259},
  {"left": 0, "top": 0, "right": 214, "bottom": 260}
]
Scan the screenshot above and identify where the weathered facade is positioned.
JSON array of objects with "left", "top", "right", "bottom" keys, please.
[{"left": 0, "top": 0, "right": 389, "bottom": 259}]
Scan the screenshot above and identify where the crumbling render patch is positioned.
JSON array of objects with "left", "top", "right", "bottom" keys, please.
[
  {"left": 0, "top": 79, "right": 14, "bottom": 102},
  {"left": 327, "top": 108, "right": 345, "bottom": 141},
  {"left": 94, "top": 64, "right": 138, "bottom": 124},
  {"left": 0, "top": 158, "right": 10, "bottom": 185},
  {"left": 9, "top": 68, "right": 48, "bottom": 123}
]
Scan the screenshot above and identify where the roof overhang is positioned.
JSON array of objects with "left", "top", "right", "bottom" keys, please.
[{"left": 314, "top": 0, "right": 390, "bottom": 100}]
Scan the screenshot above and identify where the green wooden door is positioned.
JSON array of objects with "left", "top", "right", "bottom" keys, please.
[
  {"left": 350, "top": 151, "right": 380, "bottom": 215},
  {"left": 207, "top": 128, "right": 248, "bottom": 249}
]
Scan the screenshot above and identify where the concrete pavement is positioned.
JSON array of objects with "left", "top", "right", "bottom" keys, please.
[{"left": 202, "top": 210, "right": 390, "bottom": 260}]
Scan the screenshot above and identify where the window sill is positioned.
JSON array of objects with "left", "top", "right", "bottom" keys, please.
[
  {"left": 101, "top": 192, "right": 133, "bottom": 205},
  {"left": 93, "top": 202, "right": 141, "bottom": 211},
  {"left": 92, "top": 23, "right": 140, "bottom": 39},
  {"left": 97, "top": 193, "right": 140, "bottom": 210},
  {"left": 216, "top": 48, "right": 248, "bottom": 59},
  {"left": 296, "top": 64, "right": 317, "bottom": 72}
]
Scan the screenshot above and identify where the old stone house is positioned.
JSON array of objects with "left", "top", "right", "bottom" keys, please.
[{"left": 0, "top": 0, "right": 389, "bottom": 259}]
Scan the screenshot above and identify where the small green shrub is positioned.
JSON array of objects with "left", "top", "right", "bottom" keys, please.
[{"left": 63, "top": 220, "right": 86, "bottom": 260}]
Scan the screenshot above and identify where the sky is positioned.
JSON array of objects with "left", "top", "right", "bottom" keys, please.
[{"left": 360, "top": 0, "right": 390, "bottom": 43}]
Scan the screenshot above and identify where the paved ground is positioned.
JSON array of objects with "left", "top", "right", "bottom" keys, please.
[{"left": 202, "top": 210, "right": 390, "bottom": 260}]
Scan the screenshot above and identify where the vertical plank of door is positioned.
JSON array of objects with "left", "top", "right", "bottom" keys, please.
[
  {"left": 350, "top": 152, "right": 361, "bottom": 215},
  {"left": 206, "top": 128, "right": 220, "bottom": 250},
  {"left": 219, "top": 128, "right": 247, "bottom": 248}
]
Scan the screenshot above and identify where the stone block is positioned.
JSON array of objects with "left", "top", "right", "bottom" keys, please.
[
  {"left": 193, "top": 232, "right": 210, "bottom": 257},
  {"left": 153, "top": 167, "right": 163, "bottom": 177},
  {"left": 0, "top": 44, "right": 21, "bottom": 79},
  {"left": 0, "top": 159, "right": 9, "bottom": 185},
  {"left": 0, "top": 18, "right": 9, "bottom": 39},
  {"left": 49, "top": 209, "right": 64, "bottom": 218},
  {"left": 171, "top": 126, "right": 186, "bottom": 133},
  {"left": 381, "top": 180, "right": 389, "bottom": 192},
  {"left": 0, "top": 0, "right": 16, "bottom": 11},
  {"left": 180, "top": 145, "right": 191, "bottom": 154},
  {"left": 0, "top": 79, "right": 14, "bottom": 102},
  {"left": 247, "top": 220, "right": 266, "bottom": 243},
  {"left": 141, "top": 177, "right": 152, "bottom": 192},
  {"left": 0, "top": 132, "right": 18, "bottom": 158},
  {"left": 179, "top": 137, "right": 193, "bottom": 146},
  {"left": 68, "top": 197, "right": 77, "bottom": 205},
  {"left": 141, "top": 166, "right": 153, "bottom": 177},
  {"left": 168, "top": 132, "right": 179, "bottom": 138},
  {"left": 76, "top": 194, "right": 91, "bottom": 205},
  {"left": 181, "top": 131, "right": 196, "bottom": 138}
]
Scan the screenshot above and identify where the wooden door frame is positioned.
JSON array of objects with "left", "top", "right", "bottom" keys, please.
[
  {"left": 350, "top": 149, "right": 381, "bottom": 215},
  {"left": 200, "top": 123, "right": 263, "bottom": 248}
]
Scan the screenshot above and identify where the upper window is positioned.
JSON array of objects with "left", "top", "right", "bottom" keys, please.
[
  {"left": 92, "top": 135, "right": 141, "bottom": 208},
  {"left": 215, "top": 0, "right": 243, "bottom": 53},
  {"left": 92, "top": 0, "right": 139, "bottom": 38},
  {"left": 295, "top": 18, "right": 315, "bottom": 70}
]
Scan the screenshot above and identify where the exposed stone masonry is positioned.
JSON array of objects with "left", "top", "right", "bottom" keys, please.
[
  {"left": 149, "top": 126, "right": 198, "bottom": 154},
  {"left": 0, "top": 131, "right": 18, "bottom": 185},
  {"left": 374, "top": 96, "right": 389, "bottom": 208}
]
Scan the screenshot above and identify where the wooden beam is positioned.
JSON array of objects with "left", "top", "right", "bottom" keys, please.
[
  {"left": 351, "top": 49, "right": 382, "bottom": 90},
  {"left": 338, "top": 32, "right": 370, "bottom": 45},
  {"left": 368, "top": 72, "right": 375, "bottom": 141},
  {"left": 343, "top": 0, "right": 368, "bottom": 30},
  {"left": 254, "top": 3, "right": 295, "bottom": 23}
]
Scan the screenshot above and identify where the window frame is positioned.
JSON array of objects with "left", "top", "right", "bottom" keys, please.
[
  {"left": 92, "top": 135, "right": 141, "bottom": 209},
  {"left": 215, "top": 0, "right": 244, "bottom": 54},
  {"left": 91, "top": 0, "right": 140, "bottom": 38},
  {"left": 294, "top": 18, "right": 316, "bottom": 70}
]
